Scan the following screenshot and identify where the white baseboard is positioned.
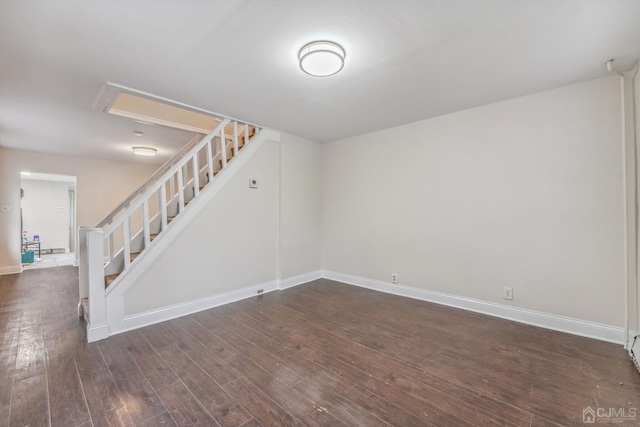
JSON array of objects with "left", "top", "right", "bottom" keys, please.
[
  {"left": 87, "top": 323, "right": 110, "bottom": 343},
  {"left": 279, "top": 270, "right": 323, "bottom": 290},
  {"left": 322, "top": 270, "right": 625, "bottom": 344},
  {"left": 112, "top": 279, "right": 279, "bottom": 336},
  {"left": 0, "top": 265, "right": 23, "bottom": 276}
]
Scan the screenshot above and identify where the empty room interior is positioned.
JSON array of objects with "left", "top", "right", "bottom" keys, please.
[{"left": 2, "top": 1, "right": 640, "bottom": 426}]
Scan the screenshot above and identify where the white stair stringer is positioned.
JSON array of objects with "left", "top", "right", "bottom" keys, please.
[{"left": 88, "top": 129, "right": 279, "bottom": 342}]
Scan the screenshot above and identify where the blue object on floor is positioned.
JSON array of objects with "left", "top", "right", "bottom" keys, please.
[{"left": 21, "top": 250, "right": 34, "bottom": 264}]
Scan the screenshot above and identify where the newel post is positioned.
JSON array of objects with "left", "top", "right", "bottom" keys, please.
[
  {"left": 86, "top": 227, "right": 109, "bottom": 342},
  {"left": 78, "top": 226, "right": 90, "bottom": 317}
]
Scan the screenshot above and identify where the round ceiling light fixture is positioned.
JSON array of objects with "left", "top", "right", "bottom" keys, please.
[
  {"left": 298, "top": 40, "right": 345, "bottom": 77},
  {"left": 132, "top": 146, "right": 157, "bottom": 156},
  {"left": 133, "top": 130, "right": 144, "bottom": 136}
]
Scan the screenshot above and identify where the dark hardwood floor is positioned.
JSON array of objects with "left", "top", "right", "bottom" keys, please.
[{"left": 1, "top": 266, "right": 639, "bottom": 426}]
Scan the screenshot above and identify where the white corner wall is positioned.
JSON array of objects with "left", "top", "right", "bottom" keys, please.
[
  {"left": 280, "top": 133, "right": 323, "bottom": 279},
  {"left": 322, "top": 76, "right": 625, "bottom": 328},
  {"left": 123, "top": 133, "right": 325, "bottom": 318},
  {"left": 124, "top": 140, "right": 279, "bottom": 315},
  {"left": 0, "top": 148, "right": 158, "bottom": 273}
]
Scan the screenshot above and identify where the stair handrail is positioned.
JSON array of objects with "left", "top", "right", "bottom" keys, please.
[
  {"left": 103, "top": 119, "right": 232, "bottom": 237},
  {"left": 95, "top": 133, "right": 203, "bottom": 228}
]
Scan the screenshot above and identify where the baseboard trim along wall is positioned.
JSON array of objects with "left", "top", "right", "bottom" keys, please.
[
  {"left": 107, "top": 268, "right": 624, "bottom": 345},
  {"left": 115, "top": 279, "right": 280, "bottom": 336},
  {"left": 0, "top": 265, "right": 23, "bottom": 276},
  {"left": 87, "top": 323, "right": 110, "bottom": 343},
  {"left": 321, "top": 270, "right": 625, "bottom": 344},
  {"left": 113, "top": 271, "right": 324, "bottom": 336},
  {"left": 279, "top": 270, "right": 323, "bottom": 290}
]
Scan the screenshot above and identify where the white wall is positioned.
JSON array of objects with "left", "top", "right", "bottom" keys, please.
[
  {"left": 124, "top": 140, "right": 279, "bottom": 315},
  {"left": 0, "top": 148, "right": 158, "bottom": 272},
  {"left": 280, "top": 133, "right": 323, "bottom": 278},
  {"left": 322, "top": 76, "right": 625, "bottom": 327},
  {"left": 124, "top": 134, "right": 325, "bottom": 316},
  {"left": 21, "top": 179, "right": 74, "bottom": 252}
]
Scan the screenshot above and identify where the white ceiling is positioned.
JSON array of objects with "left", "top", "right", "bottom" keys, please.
[{"left": 1, "top": 0, "right": 639, "bottom": 164}]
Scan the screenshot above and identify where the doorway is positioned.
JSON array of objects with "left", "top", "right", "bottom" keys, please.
[{"left": 20, "top": 172, "right": 77, "bottom": 269}]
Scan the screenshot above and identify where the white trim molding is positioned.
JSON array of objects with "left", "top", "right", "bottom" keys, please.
[
  {"left": 111, "top": 280, "right": 279, "bottom": 336},
  {"left": 87, "top": 323, "right": 110, "bottom": 342},
  {"left": 322, "top": 271, "right": 625, "bottom": 344},
  {"left": 110, "top": 270, "right": 324, "bottom": 337},
  {"left": 279, "top": 270, "right": 323, "bottom": 290},
  {"left": 0, "top": 265, "right": 23, "bottom": 276}
]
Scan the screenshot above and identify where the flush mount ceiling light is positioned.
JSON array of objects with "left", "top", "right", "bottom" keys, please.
[
  {"left": 132, "top": 146, "right": 157, "bottom": 156},
  {"left": 133, "top": 130, "right": 144, "bottom": 136},
  {"left": 298, "top": 41, "right": 345, "bottom": 77}
]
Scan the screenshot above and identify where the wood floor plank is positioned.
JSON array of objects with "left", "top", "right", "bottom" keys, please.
[
  {"left": 214, "top": 304, "right": 476, "bottom": 426},
  {"left": 8, "top": 374, "right": 50, "bottom": 427},
  {"left": 226, "top": 353, "right": 349, "bottom": 427},
  {"left": 292, "top": 377, "right": 390, "bottom": 427},
  {"left": 91, "top": 405, "right": 136, "bottom": 427},
  {"left": 188, "top": 314, "right": 310, "bottom": 387},
  {"left": 121, "top": 330, "right": 178, "bottom": 390},
  {"left": 155, "top": 343, "right": 252, "bottom": 427},
  {"left": 155, "top": 380, "right": 220, "bottom": 427},
  {"left": 2, "top": 267, "right": 639, "bottom": 426},
  {"left": 73, "top": 342, "right": 125, "bottom": 422},
  {"left": 98, "top": 335, "right": 166, "bottom": 424},
  {"left": 14, "top": 323, "right": 46, "bottom": 381},
  {"left": 223, "top": 376, "right": 305, "bottom": 427},
  {"left": 151, "top": 320, "right": 239, "bottom": 386},
  {"left": 234, "top": 301, "right": 531, "bottom": 426},
  {"left": 44, "top": 327, "right": 91, "bottom": 427},
  {"left": 138, "top": 411, "right": 178, "bottom": 427}
]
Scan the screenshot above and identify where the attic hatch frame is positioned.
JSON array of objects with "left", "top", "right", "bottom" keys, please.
[{"left": 92, "top": 82, "right": 265, "bottom": 135}]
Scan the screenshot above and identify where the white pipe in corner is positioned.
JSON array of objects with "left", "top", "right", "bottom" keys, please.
[{"left": 607, "top": 59, "right": 639, "bottom": 350}]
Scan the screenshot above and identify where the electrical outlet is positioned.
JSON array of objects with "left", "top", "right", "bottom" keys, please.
[
  {"left": 391, "top": 273, "right": 398, "bottom": 284},
  {"left": 503, "top": 287, "right": 513, "bottom": 301},
  {"left": 257, "top": 289, "right": 263, "bottom": 294}
]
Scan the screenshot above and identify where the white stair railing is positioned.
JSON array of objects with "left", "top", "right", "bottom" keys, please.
[
  {"left": 80, "top": 118, "right": 260, "bottom": 339},
  {"left": 96, "top": 133, "right": 202, "bottom": 229}
]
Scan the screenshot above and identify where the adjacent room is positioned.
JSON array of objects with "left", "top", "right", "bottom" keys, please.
[
  {"left": 1, "top": 1, "right": 640, "bottom": 426},
  {"left": 20, "top": 172, "right": 77, "bottom": 269}
]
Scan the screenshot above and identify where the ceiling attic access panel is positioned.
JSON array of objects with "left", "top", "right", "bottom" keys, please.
[{"left": 93, "top": 83, "right": 241, "bottom": 136}]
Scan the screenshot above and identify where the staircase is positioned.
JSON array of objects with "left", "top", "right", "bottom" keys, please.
[{"left": 78, "top": 117, "right": 263, "bottom": 341}]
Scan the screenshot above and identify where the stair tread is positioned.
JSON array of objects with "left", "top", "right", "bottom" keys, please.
[
  {"left": 81, "top": 298, "right": 90, "bottom": 323},
  {"left": 104, "top": 274, "right": 119, "bottom": 288},
  {"left": 130, "top": 252, "right": 140, "bottom": 261},
  {"left": 150, "top": 234, "right": 158, "bottom": 240}
]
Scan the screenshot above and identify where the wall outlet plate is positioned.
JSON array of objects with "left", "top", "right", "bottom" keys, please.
[
  {"left": 249, "top": 179, "right": 258, "bottom": 189},
  {"left": 391, "top": 273, "right": 398, "bottom": 284},
  {"left": 503, "top": 287, "right": 513, "bottom": 300}
]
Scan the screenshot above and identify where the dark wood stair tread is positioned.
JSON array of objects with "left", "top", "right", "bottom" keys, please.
[{"left": 104, "top": 274, "right": 119, "bottom": 288}]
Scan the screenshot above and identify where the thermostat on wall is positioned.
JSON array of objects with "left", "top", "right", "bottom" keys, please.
[{"left": 249, "top": 179, "right": 258, "bottom": 189}]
